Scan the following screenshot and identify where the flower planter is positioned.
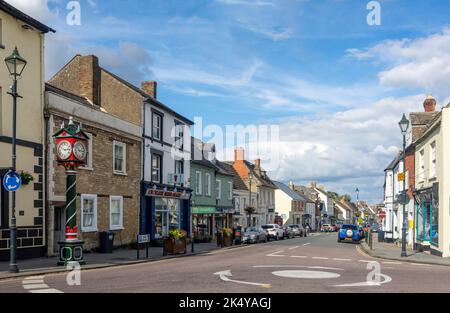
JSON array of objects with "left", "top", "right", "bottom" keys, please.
[
  {"left": 163, "top": 237, "right": 187, "bottom": 256},
  {"left": 223, "top": 235, "right": 233, "bottom": 247}
]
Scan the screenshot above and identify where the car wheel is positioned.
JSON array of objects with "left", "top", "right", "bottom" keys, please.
[{"left": 338, "top": 238, "right": 341, "bottom": 243}]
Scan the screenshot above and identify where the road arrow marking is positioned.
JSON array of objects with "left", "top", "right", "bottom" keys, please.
[
  {"left": 302, "top": 243, "right": 311, "bottom": 246},
  {"left": 214, "top": 270, "right": 271, "bottom": 288},
  {"left": 266, "top": 250, "right": 286, "bottom": 257},
  {"left": 334, "top": 273, "right": 392, "bottom": 287}
]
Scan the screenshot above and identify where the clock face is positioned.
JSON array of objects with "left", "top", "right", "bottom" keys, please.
[
  {"left": 57, "top": 140, "right": 72, "bottom": 160},
  {"left": 73, "top": 141, "right": 87, "bottom": 161}
]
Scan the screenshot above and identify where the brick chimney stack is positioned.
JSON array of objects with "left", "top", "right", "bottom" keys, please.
[
  {"left": 423, "top": 95, "right": 436, "bottom": 112},
  {"left": 141, "top": 81, "right": 157, "bottom": 99},
  {"left": 311, "top": 181, "right": 317, "bottom": 189},
  {"left": 79, "top": 55, "right": 101, "bottom": 106},
  {"left": 234, "top": 147, "right": 245, "bottom": 162}
]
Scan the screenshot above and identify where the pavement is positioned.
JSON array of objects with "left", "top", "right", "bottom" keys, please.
[
  {"left": 360, "top": 232, "right": 450, "bottom": 267},
  {"left": 1, "top": 232, "right": 450, "bottom": 293},
  {"left": 0, "top": 241, "right": 232, "bottom": 280}
]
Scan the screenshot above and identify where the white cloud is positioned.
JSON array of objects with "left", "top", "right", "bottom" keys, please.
[{"left": 5, "top": 0, "right": 58, "bottom": 21}]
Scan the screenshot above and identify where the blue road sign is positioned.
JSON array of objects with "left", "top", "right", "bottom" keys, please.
[{"left": 2, "top": 170, "right": 22, "bottom": 192}]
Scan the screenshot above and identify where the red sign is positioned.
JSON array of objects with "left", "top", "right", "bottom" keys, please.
[
  {"left": 145, "top": 188, "right": 190, "bottom": 200},
  {"left": 379, "top": 211, "right": 386, "bottom": 219}
]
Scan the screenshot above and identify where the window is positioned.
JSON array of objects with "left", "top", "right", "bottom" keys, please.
[
  {"left": 154, "top": 198, "right": 180, "bottom": 239},
  {"left": 205, "top": 173, "right": 211, "bottom": 196},
  {"left": 152, "top": 112, "right": 162, "bottom": 141},
  {"left": 430, "top": 142, "right": 436, "bottom": 179},
  {"left": 174, "top": 122, "right": 184, "bottom": 150},
  {"left": 228, "top": 181, "right": 233, "bottom": 200},
  {"left": 109, "top": 196, "right": 123, "bottom": 230},
  {"left": 216, "top": 179, "right": 222, "bottom": 199},
  {"left": 80, "top": 132, "right": 93, "bottom": 170},
  {"left": 151, "top": 153, "right": 162, "bottom": 183},
  {"left": 195, "top": 171, "right": 202, "bottom": 195},
  {"left": 419, "top": 150, "right": 425, "bottom": 182},
  {"left": 113, "top": 141, "right": 126, "bottom": 174},
  {"left": 242, "top": 197, "right": 246, "bottom": 209},
  {"left": 175, "top": 160, "right": 184, "bottom": 175},
  {"left": 81, "top": 194, "right": 97, "bottom": 232}
]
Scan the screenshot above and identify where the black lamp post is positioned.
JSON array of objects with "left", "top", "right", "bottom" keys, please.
[
  {"left": 5, "top": 47, "right": 27, "bottom": 273},
  {"left": 399, "top": 113, "right": 409, "bottom": 257},
  {"left": 191, "top": 199, "right": 195, "bottom": 253},
  {"left": 247, "top": 172, "right": 253, "bottom": 227},
  {"left": 355, "top": 188, "right": 360, "bottom": 224}
]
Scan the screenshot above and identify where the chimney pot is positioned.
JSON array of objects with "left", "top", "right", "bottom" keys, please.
[
  {"left": 142, "top": 81, "right": 157, "bottom": 99},
  {"left": 423, "top": 95, "right": 436, "bottom": 112}
]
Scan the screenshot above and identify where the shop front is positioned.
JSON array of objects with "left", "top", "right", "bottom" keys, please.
[
  {"left": 216, "top": 207, "right": 234, "bottom": 232},
  {"left": 191, "top": 206, "right": 216, "bottom": 242},
  {"left": 140, "top": 183, "right": 191, "bottom": 243},
  {"left": 414, "top": 183, "right": 439, "bottom": 255}
]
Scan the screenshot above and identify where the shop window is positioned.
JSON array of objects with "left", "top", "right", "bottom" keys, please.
[
  {"left": 110, "top": 196, "right": 123, "bottom": 230},
  {"left": 113, "top": 141, "right": 126, "bottom": 174},
  {"left": 205, "top": 173, "right": 211, "bottom": 196},
  {"left": 154, "top": 198, "right": 180, "bottom": 239},
  {"left": 81, "top": 194, "right": 97, "bottom": 232}
]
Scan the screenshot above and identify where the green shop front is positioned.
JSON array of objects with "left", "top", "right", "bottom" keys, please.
[
  {"left": 413, "top": 183, "right": 439, "bottom": 255},
  {"left": 191, "top": 206, "right": 216, "bottom": 242}
]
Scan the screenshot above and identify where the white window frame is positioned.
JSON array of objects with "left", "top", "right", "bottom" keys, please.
[
  {"left": 195, "top": 171, "right": 202, "bottom": 195},
  {"left": 81, "top": 194, "right": 97, "bottom": 232},
  {"left": 216, "top": 179, "right": 222, "bottom": 200},
  {"left": 152, "top": 113, "right": 162, "bottom": 141},
  {"left": 205, "top": 173, "right": 211, "bottom": 196},
  {"left": 174, "top": 123, "right": 184, "bottom": 150},
  {"left": 430, "top": 142, "right": 437, "bottom": 179},
  {"left": 151, "top": 153, "right": 162, "bottom": 183},
  {"left": 228, "top": 181, "right": 233, "bottom": 200},
  {"left": 109, "top": 196, "right": 124, "bottom": 230},
  {"left": 113, "top": 141, "right": 127, "bottom": 175},
  {"left": 419, "top": 149, "right": 425, "bottom": 182},
  {"left": 80, "top": 132, "right": 93, "bottom": 170}
]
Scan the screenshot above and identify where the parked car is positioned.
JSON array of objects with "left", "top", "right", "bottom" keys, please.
[
  {"left": 262, "top": 224, "right": 284, "bottom": 240},
  {"left": 288, "top": 224, "right": 307, "bottom": 237},
  {"left": 338, "top": 224, "right": 363, "bottom": 243},
  {"left": 321, "top": 224, "right": 333, "bottom": 232},
  {"left": 242, "top": 227, "right": 268, "bottom": 244},
  {"left": 282, "top": 226, "right": 294, "bottom": 239}
]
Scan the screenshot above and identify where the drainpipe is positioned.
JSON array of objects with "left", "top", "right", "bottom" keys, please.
[{"left": 44, "top": 110, "right": 50, "bottom": 257}]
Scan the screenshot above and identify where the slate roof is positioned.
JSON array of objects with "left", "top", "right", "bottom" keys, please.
[
  {"left": 243, "top": 160, "right": 277, "bottom": 189},
  {"left": 0, "top": 1, "right": 55, "bottom": 33},
  {"left": 273, "top": 181, "right": 308, "bottom": 201},
  {"left": 190, "top": 138, "right": 234, "bottom": 176},
  {"left": 385, "top": 151, "right": 403, "bottom": 171},
  {"left": 219, "top": 162, "right": 249, "bottom": 191},
  {"left": 292, "top": 185, "right": 317, "bottom": 203}
]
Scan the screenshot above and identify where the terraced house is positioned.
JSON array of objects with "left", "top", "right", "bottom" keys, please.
[{"left": 0, "top": 1, "right": 54, "bottom": 260}]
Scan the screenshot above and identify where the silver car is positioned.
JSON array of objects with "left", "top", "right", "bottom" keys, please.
[{"left": 242, "top": 227, "right": 268, "bottom": 244}]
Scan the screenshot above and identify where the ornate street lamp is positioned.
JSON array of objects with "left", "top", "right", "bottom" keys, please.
[
  {"left": 247, "top": 172, "right": 254, "bottom": 227},
  {"left": 399, "top": 113, "right": 409, "bottom": 257},
  {"left": 5, "top": 47, "right": 27, "bottom": 273}
]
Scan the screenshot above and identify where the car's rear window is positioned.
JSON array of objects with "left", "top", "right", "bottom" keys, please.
[
  {"left": 262, "top": 225, "right": 274, "bottom": 229},
  {"left": 342, "top": 225, "right": 357, "bottom": 230}
]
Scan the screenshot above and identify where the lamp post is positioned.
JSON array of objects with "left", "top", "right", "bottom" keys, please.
[
  {"left": 5, "top": 47, "right": 27, "bottom": 273},
  {"left": 191, "top": 199, "right": 195, "bottom": 253},
  {"left": 248, "top": 172, "right": 253, "bottom": 227},
  {"left": 399, "top": 113, "right": 409, "bottom": 258}
]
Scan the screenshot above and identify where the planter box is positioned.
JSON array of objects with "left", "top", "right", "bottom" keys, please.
[
  {"left": 163, "top": 237, "right": 187, "bottom": 256},
  {"left": 223, "top": 235, "right": 233, "bottom": 247}
]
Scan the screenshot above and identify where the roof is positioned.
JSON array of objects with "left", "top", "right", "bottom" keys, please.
[
  {"left": 273, "top": 181, "right": 308, "bottom": 201},
  {"left": 385, "top": 151, "right": 403, "bottom": 171},
  {"left": 45, "top": 83, "right": 96, "bottom": 109},
  {"left": 410, "top": 112, "right": 438, "bottom": 126},
  {"left": 101, "top": 68, "right": 193, "bottom": 125},
  {"left": 292, "top": 185, "right": 317, "bottom": 203},
  {"left": 221, "top": 161, "right": 249, "bottom": 191},
  {"left": 190, "top": 137, "right": 217, "bottom": 169},
  {"left": 0, "top": 1, "right": 55, "bottom": 33},
  {"left": 244, "top": 160, "right": 277, "bottom": 189}
]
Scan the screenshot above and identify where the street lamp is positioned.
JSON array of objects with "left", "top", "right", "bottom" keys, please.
[
  {"left": 355, "top": 188, "right": 360, "bottom": 224},
  {"left": 248, "top": 172, "right": 253, "bottom": 227},
  {"left": 399, "top": 113, "right": 409, "bottom": 258},
  {"left": 191, "top": 199, "right": 195, "bottom": 253},
  {"left": 5, "top": 47, "right": 27, "bottom": 273}
]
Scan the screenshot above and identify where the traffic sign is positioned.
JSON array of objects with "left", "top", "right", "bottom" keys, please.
[
  {"left": 2, "top": 170, "right": 22, "bottom": 192},
  {"left": 397, "top": 172, "right": 405, "bottom": 182}
]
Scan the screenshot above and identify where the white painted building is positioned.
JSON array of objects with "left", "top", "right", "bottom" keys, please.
[{"left": 311, "top": 182, "right": 335, "bottom": 224}]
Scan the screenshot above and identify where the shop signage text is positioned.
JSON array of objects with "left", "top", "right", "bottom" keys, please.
[{"left": 146, "top": 188, "right": 190, "bottom": 199}]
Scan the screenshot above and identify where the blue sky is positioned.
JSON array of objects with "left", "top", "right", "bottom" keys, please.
[{"left": 9, "top": 0, "right": 450, "bottom": 203}]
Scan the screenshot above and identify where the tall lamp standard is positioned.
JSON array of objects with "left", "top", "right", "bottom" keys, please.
[
  {"left": 5, "top": 47, "right": 27, "bottom": 273},
  {"left": 355, "top": 188, "right": 360, "bottom": 224},
  {"left": 190, "top": 199, "right": 195, "bottom": 253},
  {"left": 399, "top": 113, "right": 409, "bottom": 258}
]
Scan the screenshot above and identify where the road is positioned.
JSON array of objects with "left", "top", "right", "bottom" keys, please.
[{"left": 1, "top": 233, "right": 450, "bottom": 293}]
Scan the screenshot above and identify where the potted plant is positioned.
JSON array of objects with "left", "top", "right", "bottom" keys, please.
[
  {"left": 222, "top": 228, "right": 233, "bottom": 247},
  {"left": 20, "top": 171, "right": 34, "bottom": 185},
  {"left": 163, "top": 229, "right": 187, "bottom": 256}
]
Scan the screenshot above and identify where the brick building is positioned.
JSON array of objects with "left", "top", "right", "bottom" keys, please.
[{"left": 45, "top": 55, "right": 143, "bottom": 254}]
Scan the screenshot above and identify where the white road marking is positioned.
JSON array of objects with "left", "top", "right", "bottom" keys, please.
[
  {"left": 272, "top": 270, "right": 341, "bottom": 279},
  {"left": 266, "top": 250, "right": 286, "bottom": 257},
  {"left": 22, "top": 279, "right": 45, "bottom": 284},
  {"left": 332, "top": 258, "right": 352, "bottom": 262},
  {"left": 312, "top": 257, "right": 329, "bottom": 260},
  {"left": 29, "top": 289, "right": 63, "bottom": 294},
  {"left": 382, "top": 261, "right": 403, "bottom": 265},
  {"left": 253, "top": 265, "right": 345, "bottom": 271},
  {"left": 24, "top": 276, "right": 45, "bottom": 280},
  {"left": 334, "top": 273, "right": 392, "bottom": 287},
  {"left": 288, "top": 246, "right": 299, "bottom": 250},
  {"left": 214, "top": 270, "right": 271, "bottom": 288},
  {"left": 290, "top": 256, "right": 307, "bottom": 258},
  {"left": 302, "top": 243, "right": 311, "bottom": 246},
  {"left": 409, "top": 263, "right": 430, "bottom": 266},
  {"left": 22, "top": 276, "right": 64, "bottom": 293},
  {"left": 358, "top": 260, "right": 374, "bottom": 263},
  {"left": 23, "top": 284, "right": 49, "bottom": 290}
]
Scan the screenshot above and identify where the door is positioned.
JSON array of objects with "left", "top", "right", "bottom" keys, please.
[{"left": 53, "top": 206, "right": 65, "bottom": 254}]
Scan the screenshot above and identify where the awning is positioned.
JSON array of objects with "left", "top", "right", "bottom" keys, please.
[{"left": 191, "top": 206, "right": 216, "bottom": 214}]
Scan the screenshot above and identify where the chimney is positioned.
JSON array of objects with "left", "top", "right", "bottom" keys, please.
[
  {"left": 234, "top": 147, "right": 245, "bottom": 162},
  {"left": 311, "top": 181, "right": 317, "bottom": 189},
  {"left": 255, "top": 159, "right": 261, "bottom": 170},
  {"left": 288, "top": 181, "right": 294, "bottom": 190},
  {"left": 142, "top": 81, "right": 157, "bottom": 99},
  {"left": 79, "top": 55, "right": 101, "bottom": 106},
  {"left": 423, "top": 95, "right": 436, "bottom": 112}
]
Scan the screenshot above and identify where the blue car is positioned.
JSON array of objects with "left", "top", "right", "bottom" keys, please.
[{"left": 338, "top": 224, "right": 362, "bottom": 243}]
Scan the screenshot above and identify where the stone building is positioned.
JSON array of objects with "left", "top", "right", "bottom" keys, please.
[
  {"left": 0, "top": 1, "right": 54, "bottom": 260},
  {"left": 45, "top": 55, "right": 143, "bottom": 253}
]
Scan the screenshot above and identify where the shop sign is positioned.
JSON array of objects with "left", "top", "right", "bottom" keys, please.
[
  {"left": 191, "top": 207, "right": 216, "bottom": 214},
  {"left": 397, "top": 172, "right": 405, "bottom": 182},
  {"left": 146, "top": 188, "right": 190, "bottom": 199}
]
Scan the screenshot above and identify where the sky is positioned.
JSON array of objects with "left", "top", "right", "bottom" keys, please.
[{"left": 6, "top": 0, "right": 450, "bottom": 204}]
